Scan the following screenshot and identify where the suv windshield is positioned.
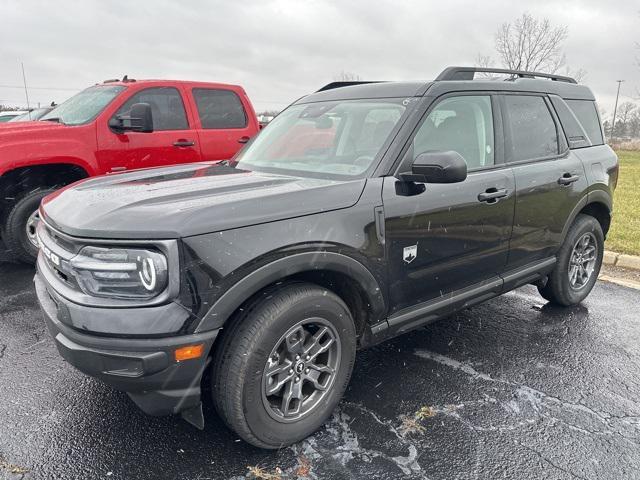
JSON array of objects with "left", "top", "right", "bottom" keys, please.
[
  {"left": 235, "top": 99, "right": 407, "bottom": 179},
  {"left": 41, "top": 85, "right": 125, "bottom": 126}
]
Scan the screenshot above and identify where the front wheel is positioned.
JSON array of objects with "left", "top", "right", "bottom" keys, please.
[
  {"left": 538, "top": 214, "right": 604, "bottom": 306},
  {"left": 212, "top": 283, "right": 356, "bottom": 449},
  {"left": 2, "top": 188, "right": 55, "bottom": 264}
]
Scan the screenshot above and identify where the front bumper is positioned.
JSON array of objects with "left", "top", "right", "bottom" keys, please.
[{"left": 34, "top": 272, "right": 219, "bottom": 420}]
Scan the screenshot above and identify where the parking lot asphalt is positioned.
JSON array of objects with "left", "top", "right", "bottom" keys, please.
[{"left": 1, "top": 259, "right": 640, "bottom": 480}]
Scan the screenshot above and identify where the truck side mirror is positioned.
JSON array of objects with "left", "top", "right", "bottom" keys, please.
[
  {"left": 399, "top": 151, "right": 468, "bottom": 184},
  {"left": 108, "top": 103, "right": 154, "bottom": 133}
]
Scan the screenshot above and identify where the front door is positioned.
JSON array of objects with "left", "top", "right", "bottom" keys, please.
[
  {"left": 98, "top": 86, "right": 201, "bottom": 173},
  {"left": 383, "top": 94, "right": 515, "bottom": 315}
]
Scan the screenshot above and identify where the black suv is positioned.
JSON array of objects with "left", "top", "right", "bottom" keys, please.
[{"left": 35, "top": 67, "right": 618, "bottom": 449}]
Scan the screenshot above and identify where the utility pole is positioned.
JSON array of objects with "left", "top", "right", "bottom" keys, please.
[
  {"left": 610, "top": 80, "right": 624, "bottom": 140},
  {"left": 21, "top": 62, "right": 31, "bottom": 119}
]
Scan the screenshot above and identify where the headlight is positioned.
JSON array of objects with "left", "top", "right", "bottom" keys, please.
[{"left": 70, "top": 246, "right": 168, "bottom": 300}]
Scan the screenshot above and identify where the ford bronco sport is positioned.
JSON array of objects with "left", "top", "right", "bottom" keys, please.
[
  {"left": 35, "top": 67, "right": 618, "bottom": 449},
  {"left": 0, "top": 77, "right": 259, "bottom": 263}
]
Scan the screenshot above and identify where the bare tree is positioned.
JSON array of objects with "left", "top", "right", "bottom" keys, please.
[
  {"left": 495, "top": 13, "right": 568, "bottom": 72},
  {"left": 478, "top": 13, "right": 586, "bottom": 80},
  {"left": 603, "top": 119, "right": 612, "bottom": 139},
  {"left": 614, "top": 101, "right": 637, "bottom": 137},
  {"left": 562, "top": 66, "right": 587, "bottom": 83},
  {"left": 628, "top": 109, "right": 640, "bottom": 138},
  {"left": 334, "top": 71, "right": 361, "bottom": 82},
  {"left": 475, "top": 54, "right": 494, "bottom": 70},
  {"left": 474, "top": 54, "right": 499, "bottom": 78}
]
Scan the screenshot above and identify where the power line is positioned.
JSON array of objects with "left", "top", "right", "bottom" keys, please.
[{"left": 0, "top": 84, "right": 82, "bottom": 91}]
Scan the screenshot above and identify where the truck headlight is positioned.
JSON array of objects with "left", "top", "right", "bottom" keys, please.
[{"left": 70, "top": 246, "right": 168, "bottom": 300}]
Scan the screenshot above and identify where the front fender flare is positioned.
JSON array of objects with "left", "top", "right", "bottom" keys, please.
[{"left": 194, "top": 251, "right": 386, "bottom": 333}]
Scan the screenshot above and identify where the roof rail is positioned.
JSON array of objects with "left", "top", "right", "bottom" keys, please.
[
  {"left": 316, "top": 81, "right": 385, "bottom": 92},
  {"left": 435, "top": 67, "right": 577, "bottom": 84}
]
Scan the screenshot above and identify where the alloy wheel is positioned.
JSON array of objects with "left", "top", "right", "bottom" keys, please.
[
  {"left": 261, "top": 317, "right": 341, "bottom": 423},
  {"left": 568, "top": 232, "right": 597, "bottom": 290}
]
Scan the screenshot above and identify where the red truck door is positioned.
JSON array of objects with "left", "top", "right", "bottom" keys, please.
[
  {"left": 97, "top": 86, "right": 201, "bottom": 173},
  {"left": 188, "top": 87, "right": 257, "bottom": 161}
]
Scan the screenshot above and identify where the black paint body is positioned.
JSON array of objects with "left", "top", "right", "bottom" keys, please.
[{"left": 35, "top": 75, "right": 619, "bottom": 423}]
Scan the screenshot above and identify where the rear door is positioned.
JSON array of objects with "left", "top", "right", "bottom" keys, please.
[
  {"left": 501, "top": 93, "right": 589, "bottom": 271},
  {"left": 189, "top": 88, "right": 256, "bottom": 161},
  {"left": 383, "top": 93, "right": 515, "bottom": 315},
  {"left": 100, "top": 86, "right": 201, "bottom": 172}
]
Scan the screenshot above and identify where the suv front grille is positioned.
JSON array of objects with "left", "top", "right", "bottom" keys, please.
[{"left": 38, "top": 222, "right": 83, "bottom": 293}]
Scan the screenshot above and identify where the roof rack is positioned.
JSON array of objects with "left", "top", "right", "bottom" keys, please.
[
  {"left": 436, "top": 67, "right": 577, "bottom": 84},
  {"left": 316, "top": 81, "right": 385, "bottom": 92}
]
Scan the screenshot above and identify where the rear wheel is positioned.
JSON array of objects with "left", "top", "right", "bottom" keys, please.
[
  {"left": 212, "top": 283, "right": 356, "bottom": 449},
  {"left": 2, "top": 188, "right": 55, "bottom": 264},
  {"left": 538, "top": 214, "right": 604, "bottom": 306}
]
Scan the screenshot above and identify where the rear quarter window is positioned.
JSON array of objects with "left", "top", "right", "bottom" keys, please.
[
  {"left": 549, "top": 96, "right": 590, "bottom": 149},
  {"left": 565, "top": 100, "right": 604, "bottom": 146}
]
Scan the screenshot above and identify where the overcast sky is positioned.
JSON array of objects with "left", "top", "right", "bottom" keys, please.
[{"left": 1, "top": 0, "right": 638, "bottom": 117}]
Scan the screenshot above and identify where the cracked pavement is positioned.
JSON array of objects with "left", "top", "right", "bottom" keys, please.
[{"left": 1, "top": 260, "right": 639, "bottom": 479}]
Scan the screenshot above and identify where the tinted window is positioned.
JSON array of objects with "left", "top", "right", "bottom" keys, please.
[
  {"left": 413, "top": 95, "right": 494, "bottom": 169},
  {"left": 193, "top": 88, "right": 247, "bottom": 129},
  {"left": 566, "top": 100, "right": 604, "bottom": 145},
  {"left": 115, "top": 87, "right": 188, "bottom": 131},
  {"left": 549, "top": 96, "right": 590, "bottom": 149},
  {"left": 504, "top": 95, "right": 558, "bottom": 161}
]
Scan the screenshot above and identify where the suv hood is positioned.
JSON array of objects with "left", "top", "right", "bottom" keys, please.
[
  {"left": 0, "top": 120, "right": 64, "bottom": 133},
  {"left": 41, "top": 162, "right": 366, "bottom": 239}
]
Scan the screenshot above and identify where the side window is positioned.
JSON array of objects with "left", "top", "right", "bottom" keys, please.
[
  {"left": 549, "top": 96, "right": 590, "bottom": 149},
  {"left": 192, "top": 88, "right": 247, "bottom": 129},
  {"left": 565, "top": 99, "right": 604, "bottom": 146},
  {"left": 504, "top": 95, "right": 558, "bottom": 161},
  {"left": 115, "top": 87, "right": 188, "bottom": 131},
  {"left": 413, "top": 95, "right": 494, "bottom": 170}
]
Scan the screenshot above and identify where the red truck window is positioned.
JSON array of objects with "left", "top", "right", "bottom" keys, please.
[
  {"left": 192, "top": 88, "right": 247, "bottom": 129},
  {"left": 115, "top": 87, "right": 189, "bottom": 131}
]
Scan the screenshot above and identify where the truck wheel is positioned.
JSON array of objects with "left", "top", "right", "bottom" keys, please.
[
  {"left": 212, "top": 282, "right": 356, "bottom": 449},
  {"left": 538, "top": 214, "right": 604, "bottom": 306},
  {"left": 3, "top": 188, "right": 55, "bottom": 264}
]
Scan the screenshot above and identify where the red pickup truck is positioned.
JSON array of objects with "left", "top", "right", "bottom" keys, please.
[{"left": 0, "top": 78, "right": 260, "bottom": 262}]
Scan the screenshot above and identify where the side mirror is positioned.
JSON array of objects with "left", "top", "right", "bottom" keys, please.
[
  {"left": 400, "top": 151, "right": 468, "bottom": 184},
  {"left": 108, "top": 103, "right": 154, "bottom": 133}
]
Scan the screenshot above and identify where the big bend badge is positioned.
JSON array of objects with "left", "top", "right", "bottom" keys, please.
[{"left": 403, "top": 245, "right": 417, "bottom": 264}]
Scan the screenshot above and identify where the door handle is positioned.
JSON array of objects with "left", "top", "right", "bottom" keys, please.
[
  {"left": 558, "top": 173, "right": 580, "bottom": 186},
  {"left": 478, "top": 188, "right": 508, "bottom": 203},
  {"left": 238, "top": 136, "right": 251, "bottom": 144},
  {"left": 173, "top": 140, "right": 195, "bottom": 147}
]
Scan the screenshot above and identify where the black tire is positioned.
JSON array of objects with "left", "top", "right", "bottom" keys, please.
[
  {"left": 212, "top": 282, "right": 356, "bottom": 449},
  {"left": 2, "top": 188, "right": 55, "bottom": 264},
  {"left": 538, "top": 214, "right": 604, "bottom": 306}
]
